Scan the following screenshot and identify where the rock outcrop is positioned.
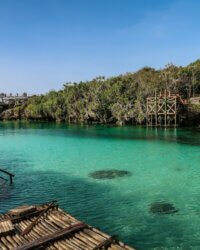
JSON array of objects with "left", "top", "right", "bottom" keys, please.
[{"left": 0, "top": 108, "right": 21, "bottom": 120}]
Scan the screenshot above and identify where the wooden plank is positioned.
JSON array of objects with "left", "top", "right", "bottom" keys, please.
[
  {"left": 14, "top": 223, "right": 88, "bottom": 250},
  {"left": 21, "top": 201, "right": 56, "bottom": 236},
  {"left": 92, "top": 236, "right": 114, "bottom": 250},
  {"left": 0, "top": 220, "right": 15, "bottom": 236},
  {"left": 0, "top": 204, "right": 58, "bottom": 223},
  {"left": 9, "top": 206, "right": 36, "bottom": 217}
]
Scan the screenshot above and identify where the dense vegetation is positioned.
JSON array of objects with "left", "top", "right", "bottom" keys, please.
[{"left": 1, "top": 60, "right": 200, "bottom": 125}]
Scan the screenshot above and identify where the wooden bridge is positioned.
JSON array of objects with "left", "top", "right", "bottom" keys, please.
[{"left": 146, "top": 90, "right": 187, "bottom": 127}]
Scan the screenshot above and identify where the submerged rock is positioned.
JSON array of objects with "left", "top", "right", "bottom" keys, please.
[
  {"left": 89, "top": 170, "right": 131, "bottom": 180},
  {"left": 150, "top": 202, "right": 178, "bottom": 215},
  {"left": 175, "top": 167, "right": 182, "bottom": 172}
]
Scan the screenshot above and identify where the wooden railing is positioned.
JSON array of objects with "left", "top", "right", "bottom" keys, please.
[{"left": 0, "top": 168, "right": 15, "bottom": 184}]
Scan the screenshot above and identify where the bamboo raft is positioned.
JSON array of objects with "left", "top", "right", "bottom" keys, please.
[{"left": 0, "top": 201, "right": 135, "bottom": 250}]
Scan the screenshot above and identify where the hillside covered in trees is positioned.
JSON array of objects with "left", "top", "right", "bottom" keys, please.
[{"left": 1, "top": 60, "right": 200, "bottom": 125}]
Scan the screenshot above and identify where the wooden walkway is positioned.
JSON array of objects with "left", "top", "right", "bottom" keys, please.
[{"left": 0, "top": 201, "right": 135, "bottom": 250}]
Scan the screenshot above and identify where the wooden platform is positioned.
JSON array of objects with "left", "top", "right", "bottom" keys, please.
[{"left": 0, "top": 201, "right": 135, "bottom": 250}]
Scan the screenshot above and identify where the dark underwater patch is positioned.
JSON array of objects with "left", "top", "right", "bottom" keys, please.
[
  {"left": 175, "top": 167, "right": 182, "bottom": 172},
  {"left": 89, "top": 169, "right": 131, "bottom": 179},
  {"left": 150, "top": 202, "right": 178, "bottom": 215}
]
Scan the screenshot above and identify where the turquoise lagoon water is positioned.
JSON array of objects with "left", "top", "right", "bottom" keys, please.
[{"left": 0, "top": 122, "right": 200, "bottom": 249}]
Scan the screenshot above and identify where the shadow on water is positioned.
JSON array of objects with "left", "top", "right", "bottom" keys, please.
[
  {"left": 1, "top": 121, "right": 200, "bottom": 146},
  {"left": 0, "top": 170, "right": 189, "bottom": 249}
]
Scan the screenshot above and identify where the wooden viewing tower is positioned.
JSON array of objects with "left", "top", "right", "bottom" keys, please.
[{"left": 146, "top": 90, "right": 183, "bottom": 127}]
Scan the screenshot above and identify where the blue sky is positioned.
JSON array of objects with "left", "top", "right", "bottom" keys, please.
[{"left": 0, "top": 0, "right": 200, "bottom": 94}]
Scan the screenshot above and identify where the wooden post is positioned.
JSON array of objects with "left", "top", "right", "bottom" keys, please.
[
  {"left": 10, "top": 175, "right": 13, "bottom": 184},
  {"left": 164, "top": 90, "right": 167, "bottom": 127},
  {"left": 155, "top": 89, "right": 158, "bottom": 127},
  {"left": 175, "top": 96, "right": 177, "bottom": 127},
  {"left": 146, "top": 98, "right": 148, "bottom": 126},
  {"left": 0, "top": 169, "right": 14, "bottom": 185}
]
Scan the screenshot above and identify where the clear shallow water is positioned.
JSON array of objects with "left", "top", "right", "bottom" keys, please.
[{"left": 0, "top": 122, "right": 200, "bottom": 249}]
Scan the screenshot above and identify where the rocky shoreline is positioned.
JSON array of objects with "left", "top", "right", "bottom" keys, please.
[{"left": 1, "top": 104, "right": 200, "bottom": 127}]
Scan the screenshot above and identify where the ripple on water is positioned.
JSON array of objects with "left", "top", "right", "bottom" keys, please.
[{"left": 1, "top": 123, "right": 200, "bottom": 249}]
